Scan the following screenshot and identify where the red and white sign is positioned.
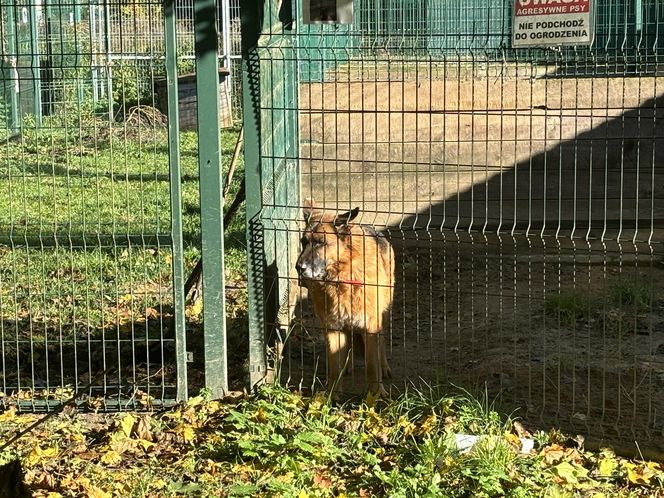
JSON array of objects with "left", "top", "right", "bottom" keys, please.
[{"left": 512, "top": 0, "right": 593, "bottom": 47}]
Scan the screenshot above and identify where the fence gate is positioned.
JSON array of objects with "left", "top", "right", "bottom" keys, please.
[{"left": 245, "top": 0, "right": 664, "bottom": 452}]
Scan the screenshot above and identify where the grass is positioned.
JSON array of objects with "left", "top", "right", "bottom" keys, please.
[
  {"left": 544, "top": 291, "right": 589, "bottom": 329},
  {"left": 0, "top": 114, "right": 247, "bottom": 394},
  {"left": 1, "top": 383, "right": 662, "bottom": 497},
  {"left": 610, "top": 278, "right": 653, "bottom": 313},
  {"left": 544, "top": 276, "right": 655, "bottom": 332},
  {"left": 0, "top": 117, "right": 245, "bottom": 333}
]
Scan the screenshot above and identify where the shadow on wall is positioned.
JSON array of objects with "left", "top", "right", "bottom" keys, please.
[{"left": 400, "top": 90, "right": 664, "bottom": 240}]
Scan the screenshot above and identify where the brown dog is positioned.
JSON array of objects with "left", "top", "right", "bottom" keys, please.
[{"left": 296, "top": 203, "right": 394, "bottom": 396}]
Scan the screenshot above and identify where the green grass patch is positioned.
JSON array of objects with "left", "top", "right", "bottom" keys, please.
[
  {"left": 544, "top": 276, "right": 655, "bottom": 331},
  {"left": 609, "top": 277, "right": 653, "bottom": 313},
  {"left": 0, "top": 120, "right": 246, "bottom": 337},
  {"left": 544, "top": 290, "right": 589, "bottom": 328}
]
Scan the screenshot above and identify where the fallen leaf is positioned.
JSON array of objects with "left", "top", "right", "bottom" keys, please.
[
  {"left": 513, "top": 421, "right": 532, "bottom": 438},
  {"left": 598, "top": 456, "right": 617, "bottom": 477},
  {"left": 542, "top": 444, "right": 566, "bottom": 465},
  {"left": 418, "top": 413, "right": 438, "bottom": 434},
  {"left": 0, "top": 407, "right": 17, "bottom": 421},
  {"left": 624, "top": 461, "right": 660, "bottom": 486},
  {"left": 100, "top": 450, "right": 123, "bottom": 466},
  {"left": 179, "top": 424, "right": 195, "bottom": 443},
  {"left": 26, "top": 445, "right": 59, "bottom": 465},
  {"left": 120, "top": 413, "right": 136, "bottom": 437},
  {"left": 551, "top": 460, "right": 589, "bottom": 485},
  {"left": 145, "top": 307, "right": 159, "bottom": 319},
  {"left": 313, "top": 472, "right": 332, "bottom": 489},
  {"left": 134, "top": 415, "right": 153, "bottom": 441}
]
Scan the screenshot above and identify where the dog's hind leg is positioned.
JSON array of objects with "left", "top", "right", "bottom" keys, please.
[
  {"left": 364, "top": 332, "right": 387, "bottom": 396},
  {"left": 325, "top": 329, "right": 350, "bottom": 393},
  {"left": 380, "top": 335, "right": 391, "bottom": 378}
]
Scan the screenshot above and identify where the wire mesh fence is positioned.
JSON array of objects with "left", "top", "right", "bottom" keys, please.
[
  {"left": 245, "top": 0, "right": 664, "bottom": 450},
  {"left": 0, "top": 0, "right": 241, "bottom": 135},
  {"left": 0, "top": 0, "right": 245, "bottom": 410}
]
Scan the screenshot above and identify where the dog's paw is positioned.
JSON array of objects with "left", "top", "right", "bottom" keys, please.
[{"left": 368, "top": 383, "right": 389, "bottom": 399}]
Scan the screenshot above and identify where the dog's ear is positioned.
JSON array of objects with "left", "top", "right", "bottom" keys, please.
[
  {"left": 333, "top": 207, "right": 360, "bottom": 227},
  {"left": 302, "top": 198, "right": 320, "bottom": 223}
]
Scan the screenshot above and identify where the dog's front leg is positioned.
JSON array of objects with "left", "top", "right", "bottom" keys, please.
[
  {"left": 325, "top": 329, "right": 349, "bottom": 393},
  {"left": 364, "top": 332, "right": 387, "bottom": 396}
]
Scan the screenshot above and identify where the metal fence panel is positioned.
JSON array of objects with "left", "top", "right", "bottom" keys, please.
[
  {"left": 0, "top": 0, "right": 190, "bottom": 410},
  {"left": 246, "top": 0, "right": 664, "bottom": 450}
]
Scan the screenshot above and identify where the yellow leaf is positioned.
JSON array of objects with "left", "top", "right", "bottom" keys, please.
[
  {"left": 276, "top": 472, "right": 295, "bottom": 484},
  {"left": 254, "top": 407, "right": 268, "bottom": 423},
  {"left": 186, "top": 300, "right": 203, "bottom": 318},
  {"left": 100, "top": 450, "right": 123, "bottom": 466},
  {"left": 542, "top": 444, "right": 566, "bottom": 465},
  {"left": 86, "top": 486, "right": 112, "bottom": 498},
  {"left": 551, "top": 461, "right": 588, "bottom": 485},
  {"left": 26, "top": 445, "right": 59, "bottom": 465},
  {"left": 119, "top": 293, "right": 133, "bottom": 304},
  {"left": 598, "top": 456, "right": 617, "bottom": 477},
  {"left": 138, "top": 439, "right": 154, "bottom": 451},
  {"left": 298, "top": 491, "right": 309, "bottom": 498},
  {"left": 120, "top": 413, "right": 136, "bottom": 437},
  {"left": 365, "top": 390, "right": 380, "bottom": 407},
  {"left": 187, "top": 395, "right": 205, "bottom": 407},
  {"left": 79, "top": 476, "right": 112, "bottom": 498},
  {"left": 182, "top": 425, "right": 196, "bottom": 442},
  {"left": 624, "top": 461, "right": 658, "bottom": 486},
  {"left": 398, "top": 416, "right": 416, "bottom": 436},
  {"left": 418, "top": 414, "right": 438, "bottom": 435},
  {"left": 0, "top": 407, "right": 16, "bottom": 421},
  {"left": 505, "top": 433, "right": 521, "bottom": 448},
  {"left": 42, "top": 446, "right": 58, "bottom": 458}
]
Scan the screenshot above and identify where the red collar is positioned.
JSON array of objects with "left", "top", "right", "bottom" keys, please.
[{"left": 339, "top": 279, "right": 363, "bottom": 287}]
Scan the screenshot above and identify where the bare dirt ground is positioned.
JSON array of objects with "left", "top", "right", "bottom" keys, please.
[
  {"left": 283, "top": 235, "right": 664, "bottom": 450},
  {"left": 278, "top": 73, "right": 664, "bottom": 451}
]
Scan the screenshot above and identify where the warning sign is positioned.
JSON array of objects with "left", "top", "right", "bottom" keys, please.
[{"left": 512, "top": 0, "right": 593, "bottom": 48}]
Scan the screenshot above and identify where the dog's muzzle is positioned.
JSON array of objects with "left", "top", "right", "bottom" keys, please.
[{"left": 296, "top": 257, "right": 326, "bottom": 283}]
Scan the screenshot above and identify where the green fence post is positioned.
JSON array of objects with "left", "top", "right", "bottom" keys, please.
[
  {"left": 164, "top": 0, "right": 188, "bottom": 402},
  {"left": 241, "top": 0, "right": 268, "bottom": 390},
  {"left": 195, "top": 0, "right": 228, "bottom": 397}
]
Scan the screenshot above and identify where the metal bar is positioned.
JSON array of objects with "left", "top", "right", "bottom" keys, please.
[
  {"left": 220, "top": 0, "right": 233, "bottom": 115},
  {"left": 28, "top": 1, "right": 41, "bottom": 125},
  {"left": 103, "top": 0, "right": 113, "bottom": 122},
  {"left": 0, "top": 234, "right": 173, "bottom": 248},
  {"left": 194, "top": 0, "right": 228, "bottom": 397},
  {"left": 164, "top": 0, "right": 188, "bottom": 402},
  {"left": 5, "top": 2, "right": 19, "bottom": 131}
]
